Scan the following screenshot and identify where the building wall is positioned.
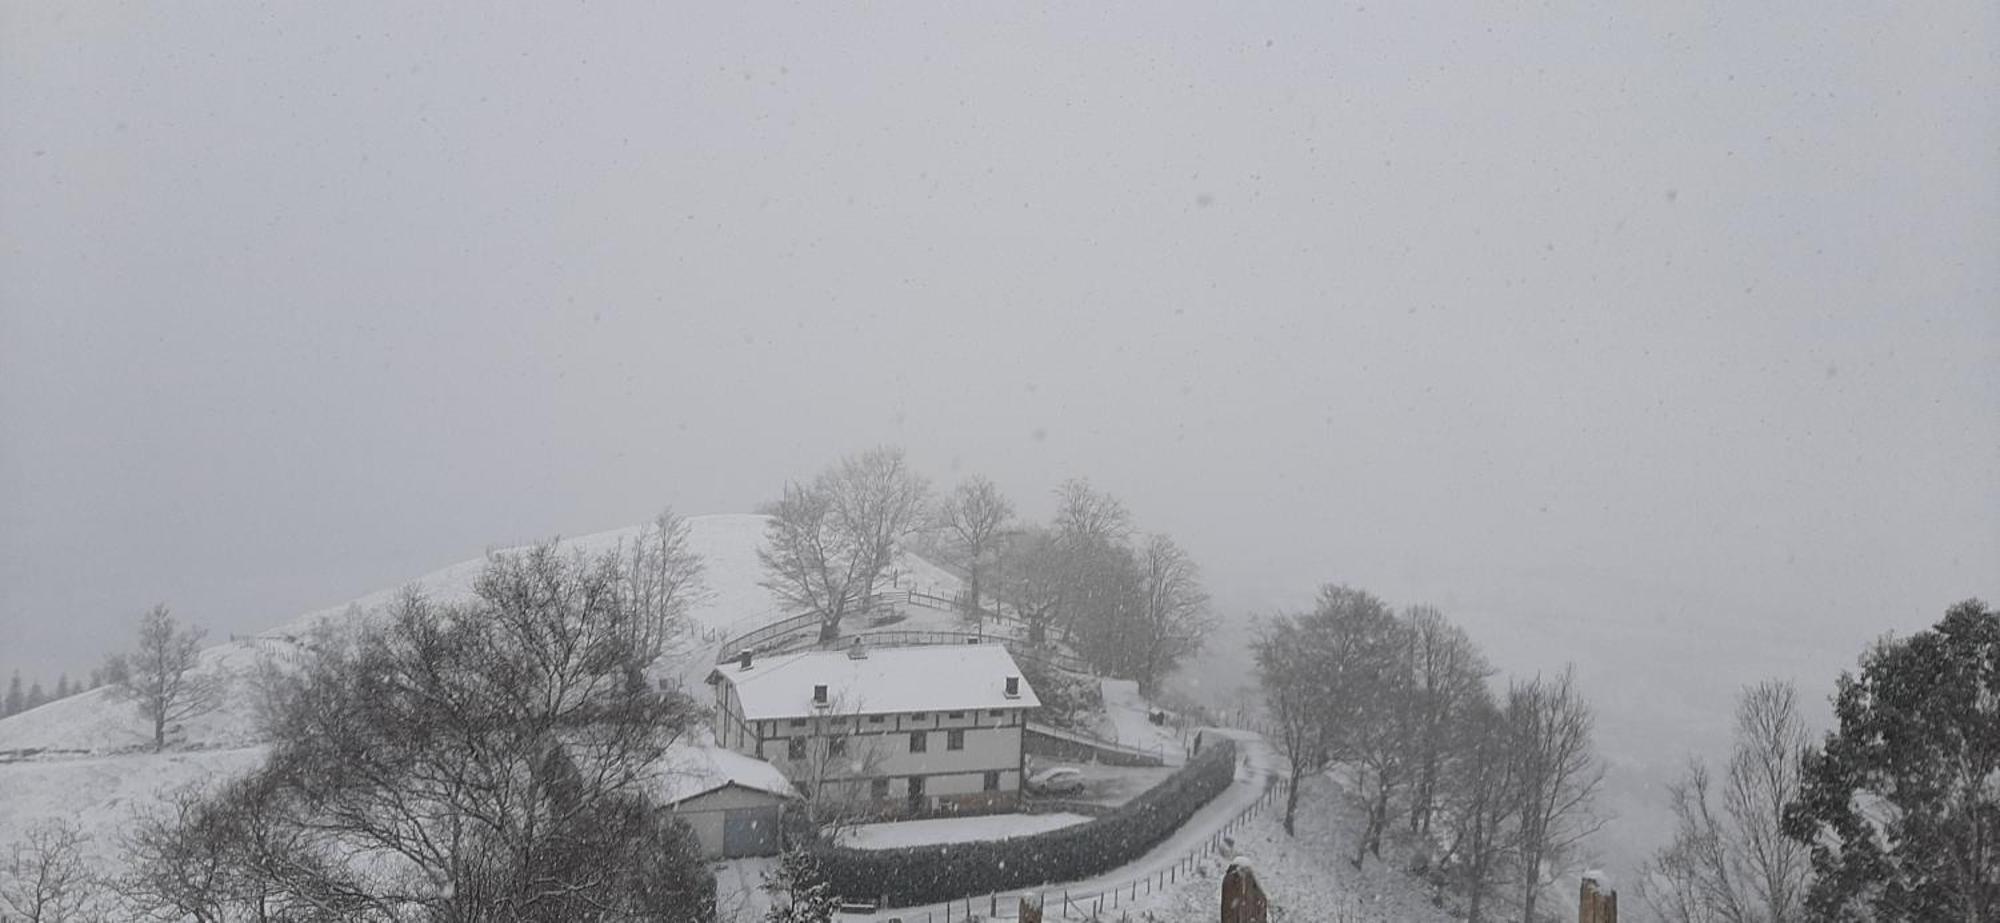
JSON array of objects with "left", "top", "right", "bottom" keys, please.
[
  {"left": 664, "top": 784, "right": 788, "bottom": 857},
  {"left": 711, "top": 676, "right": 1032, "bottom": 818}
]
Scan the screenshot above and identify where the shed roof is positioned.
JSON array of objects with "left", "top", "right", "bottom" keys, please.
[{"left": 659, "top": 741, "right": 796, "bottom": 806}]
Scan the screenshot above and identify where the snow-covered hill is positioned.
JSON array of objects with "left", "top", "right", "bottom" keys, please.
[
  {"left": 0, "top": 513, "right": 965, "bottom": 757},
  {"left": 0, "top": 513, "right": 967, "bottom": 869}
]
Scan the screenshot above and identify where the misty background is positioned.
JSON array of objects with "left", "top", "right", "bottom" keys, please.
[{"left": 3, "top": 0, "right": 1995, "bottom": 874}]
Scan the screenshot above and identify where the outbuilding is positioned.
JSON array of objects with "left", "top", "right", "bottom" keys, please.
[{"left": 660, "top": 743, "right": 798, "bottom": 858}]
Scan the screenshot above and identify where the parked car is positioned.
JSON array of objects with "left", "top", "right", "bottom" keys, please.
[{"left": 1027, "top": 766, "right": 1086, "bottom": 795}]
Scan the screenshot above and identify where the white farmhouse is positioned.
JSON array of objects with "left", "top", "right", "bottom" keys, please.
[{"left": 707, "top": 643, "right": 1040, "bottom": 817}]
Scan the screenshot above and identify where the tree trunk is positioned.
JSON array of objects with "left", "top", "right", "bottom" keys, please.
[
  {"left": 1411, "top": 755, "right": 1437, "bottom": 834},
  {"left": 1283, "top": 765, "right": 1303, "bottom": 835},
  {"left": 1367, "top": 784, "right": 1392, "bottom": 858}
]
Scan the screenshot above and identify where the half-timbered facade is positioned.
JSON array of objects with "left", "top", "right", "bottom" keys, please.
[{"left": 707, "top": 643, "right": 1040, "bottom": 817}]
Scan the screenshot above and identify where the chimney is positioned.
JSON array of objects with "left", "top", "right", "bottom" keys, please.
[
  {"left": 1004, "top": 676, "right": 1020, "bottom": 698},
  {"left": 813, "top": 683, "right": 829, "bottom": 706},
  {"left": 738, "top": 650, "right": 754, "bottom": 671},
  {"left": 847, "top": 639, "right": 868, "bottom": 660},
  {"left": 1580, "top": 872, "right": 1618, "bottom": 923}
]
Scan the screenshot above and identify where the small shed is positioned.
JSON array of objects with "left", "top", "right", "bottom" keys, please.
[{"left": 660, "top": 743, "right": 797, "bottom": 858}]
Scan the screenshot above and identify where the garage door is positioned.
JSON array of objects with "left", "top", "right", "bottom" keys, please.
[{"left": 721, "top": 805, "right": 781, "bottom": 857}]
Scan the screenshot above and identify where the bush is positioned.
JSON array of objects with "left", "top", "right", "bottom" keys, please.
[
  {"left": 1017, "top": 656, "right": 1102, "bottom": 729},
  {"left": 816, "top": 737, "right": 1238, "bottom": 906}
]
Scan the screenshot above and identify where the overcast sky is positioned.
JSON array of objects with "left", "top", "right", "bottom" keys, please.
[{"left": 3, "top": 0, "right": 1994, "bottom": 739}]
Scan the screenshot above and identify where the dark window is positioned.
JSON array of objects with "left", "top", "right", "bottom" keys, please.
[
  {"left": 787, "top": 738, "right": 805, "bottom": 760},
  {"left": 829, "top": 736, "right": 847, "bottom": 757},
  {"left": 868, "top": 714, "right": 885, "bottom": 724},
  {"left": 789, "top": 718, "right": 806, "bottom": 728},
  {"left": 871, "top": 778, "right": 889, "bottom": 799},
  {"left": 947, "top": 711, "right": 965, "bottom": 719},
  {"left": 910, "top": 712, "right": 927, "bottom": 721},
  {"left": 907, "top": 775, "right": 925, "bottom": 811},
  {"left": 909, "top": 730, "right": 927, "bottom": 753},
  {"left": 989, "top": 710, "right": 1004, "bottom": 718},
  {"left": 983, "top": 771, "right": 1000, "bottom": 792},
  {"left": 946, "top": 729, "right": 965, "bottom": 751}
]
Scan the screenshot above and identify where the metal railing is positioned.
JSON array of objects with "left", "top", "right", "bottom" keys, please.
[
  {"left": 1023, "top": 721, "right": 1173, "bottom": 767},
  {"left": 713, "top": 593, "right": 1093, "bottom": 677}
]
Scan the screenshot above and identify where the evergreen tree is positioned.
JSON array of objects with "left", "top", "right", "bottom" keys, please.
[
  {"left": 54, "top": 674, "right": 71, "bottom": 699},
  {"left": 25, "top": 681, "right": 46, "bottom": 711},
  {"left": 764, "top": 842, "right": 839, "bottom": 923},
  {"left": 1783, "top": 598, "right": 1999, "bottom": 922},
  {"left": 3, "top": 671, "right": 22, "bottom": 717}
]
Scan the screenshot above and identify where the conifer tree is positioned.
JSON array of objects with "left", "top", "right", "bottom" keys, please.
[{"left": 3, "top": 672, "right": 22, "bottom": 717}]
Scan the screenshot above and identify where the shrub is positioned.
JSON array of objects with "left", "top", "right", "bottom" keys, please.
[{"left": 816, "top": 737, "right": 1238, "bottom": 906}]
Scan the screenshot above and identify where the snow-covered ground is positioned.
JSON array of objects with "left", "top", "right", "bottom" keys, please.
[
  {"left": 713, "top": 855, "right": 777, "bottom": 923},
  {"left": 835, "top": 812, "right": 1093, "bottom": 850},
  {"left": 1023, "top": 757, "right": 1178, "bottom": 808},
  {"left": 1094, "top": 678, "right": 1192, "bottom": 766},
  {"left": 0, "top": 513, "right": 969, "bottom": 887},
  {"left": 0, "top": 747, "right": 270, "bottom": 864},
  {"left": 1060, "top": 772, "right": 1464, "bottom": 923}
]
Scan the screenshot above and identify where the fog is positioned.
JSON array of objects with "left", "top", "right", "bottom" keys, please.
[{"left": 3, "top": 0, "right": 1995, "bottom": 881}]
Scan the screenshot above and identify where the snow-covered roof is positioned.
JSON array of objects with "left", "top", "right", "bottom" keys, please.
[
  {"left": 658, "top": 741, "right": 797, "bottom": 806},
  {"left": 713, "top": 644, "right": 1040, "bottom": 721}
]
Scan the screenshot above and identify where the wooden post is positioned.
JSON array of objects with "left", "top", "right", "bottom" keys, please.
[
  {"left": 1580, "top": 873, "right": 1618, "bottom": 923},
  {"left": 1221, "top": 858, "right": 1269, "bottom": 923}
]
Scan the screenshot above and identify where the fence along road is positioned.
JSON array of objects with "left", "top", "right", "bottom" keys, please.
[{"left": 845, "top": 728, "right": 1282, "bottom": 923}]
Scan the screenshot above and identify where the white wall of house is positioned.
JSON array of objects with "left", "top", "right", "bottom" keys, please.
[{"left": 711, "top": 689, "right": 1031, "bottom": 815}]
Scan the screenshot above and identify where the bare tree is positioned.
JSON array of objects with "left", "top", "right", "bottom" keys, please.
[
  {"left": 936, "top": 475, "right": 1014, "bottom": 622},
  {"left": 789, "top": 692, "right": 893, "bottom": 838},
  {"left": 1254, "top": 613, "right": 1336, "bottom": 835},
  {"left": 1404, "top": 605, "right": 1494, "bottom": 837},
  {"left": 1253, "top": 584, "right": 1402, "bottom": 838},
  {"left": 1438, "top": 693, "right": 1523, "bottom": 923},
  {"left": 1052, "top": 478, "right": 1130, "bottom": 542},
  {"left": 1128, "top": 534, "right": 1212, "bottom": 694},
  {"left": 1643, "top": 680, "right": 1812, "bottom": 923},
  {"left": 1346, "top": 617, "right": 1417, "bottom": 868},
  {"left": 760, "top": 447, "right": 931, "bottom": 641},
  {"left": 1050, "top": 478, "right": 1136, "bottom": 655},
  {"left": 622, "top": 507, "right": 709, "bottom": 663},
  {"left": 1509, "top": 666, "right": 1605, "bottom": 923},
  {"left": 123, "top": 604, "right": 218, "bottom": 752},
  {"left": 993, "top": 527, "right": 1068, "bottom": 646},
  {"left": 202, "top": 544, "right": 714, "bottom": 921},
  {"left": 1, "top": 819, "right": 104, "bottom": 923}
]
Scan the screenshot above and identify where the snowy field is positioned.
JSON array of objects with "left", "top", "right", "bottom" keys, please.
[
  {"left": 1047, "top": 773, "right": 1463, "bottom": 923},
  {"left": 835, "top": 812, "right": 1093, "bottom": 850},
  {"left": 0, "top": 747, "right": 270, "bottom": 867}
]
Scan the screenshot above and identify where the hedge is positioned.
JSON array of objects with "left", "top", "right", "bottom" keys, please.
[{"left": 815, "top": 736, "right": 1238, "bottom": 907}]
